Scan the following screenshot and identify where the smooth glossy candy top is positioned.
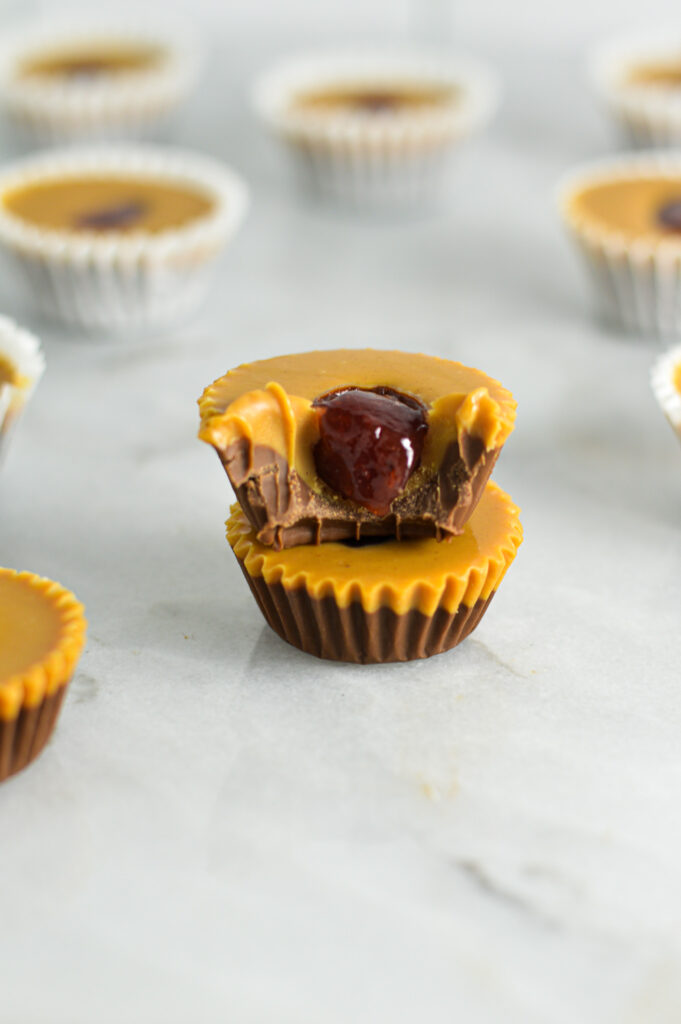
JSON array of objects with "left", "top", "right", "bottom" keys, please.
[{"left": 312, "top": 386, "right": 429, "bottom": 516}]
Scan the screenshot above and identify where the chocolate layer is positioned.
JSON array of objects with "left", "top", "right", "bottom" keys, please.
[
  {"left": 236, "top": 556, "right": 493, "bottom": 663},
  {"left": 221, "top": 432, "right": 499, "bottom": 550},
  {"left": 0, "top": 686, "right": 67, "bottom": 782}
]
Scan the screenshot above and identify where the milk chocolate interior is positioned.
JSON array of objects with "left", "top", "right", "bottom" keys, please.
[{"left": 222, "top": 432, "right": 498, "bottom": 549}]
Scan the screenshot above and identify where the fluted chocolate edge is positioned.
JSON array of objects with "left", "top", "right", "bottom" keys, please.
[
  {"left": 235, "top": 556, "right": 493, "bottom": 664},
  {"left": 0, "top": 686, "right": 68, "bottom": 782}
]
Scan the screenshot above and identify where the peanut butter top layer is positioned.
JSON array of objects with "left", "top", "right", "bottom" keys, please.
[
  {"left": 624, "top": 60, "right": 681, "bottom": 88},
  {"left": 228, "top": 481, "right": 522, "bottom": 616},
  {"left": 291, "top": 81, "right": 457, "bottom": 115},
  {"left": 0, "top": 574, "right": 63, "bottom": 680},
  {"left": 0, "top": 569, "right": 86, "bottom": 718},
  {"left": 199, "top": 349, "right": 516, "bottom": 494},
  {"left": 568, "top": 176, "right": 681, "bottom": 242},
  {"left": 18, "top": 43, "right": 164, "bottom": 80},
  {"left": 2, "top": 177, "right": 214, "bottom": 235}
]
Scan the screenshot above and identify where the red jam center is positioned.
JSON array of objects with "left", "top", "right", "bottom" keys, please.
[
  {"left": 75, "top": 200, "right": 148, "bottom": 231},
  {"left": 312, "top": 386, "right": 428, "bottom": 516},
  {"left": 658, "top": 199, "right": 681, "bottom": 231},
  {"left": 352, "top": 92, "right": 400, "bottom": 113}
]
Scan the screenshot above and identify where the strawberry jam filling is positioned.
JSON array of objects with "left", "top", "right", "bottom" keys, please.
[
  {"left": 312, "top": 386, "right": 428, "bottom": 516},
  {"left": 658, "top": 199, "right": 681, "bottom": 231},
  {"left": 75, "top": 200, "right": 148, "bottom": 231}
]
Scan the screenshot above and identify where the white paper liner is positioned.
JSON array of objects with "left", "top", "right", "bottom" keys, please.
[
  {"left": 591, "top": 29, "right": 681, "bottom": 147},
  {"left": 0, "top": 16, "right": 200, "bottom": 145},
  {"left": 651, "top": 345, "right": 681, "bottom": 442},
  {"left": 0, "top": 145, "right": 250, "bottom": 332},
  {"left": 0, "top": 315, "right": 45, "bottom": 461},
  {"left": 253, "top": 49, "right": 498, "bottom": 205},
  {"left": 557, "top": 151, "right": 681, "bottom": 337}
]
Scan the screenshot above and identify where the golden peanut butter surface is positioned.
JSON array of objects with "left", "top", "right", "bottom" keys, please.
[
  {"left": 0, "top": 569, "right": 86, "bottom": 719},
  {"left": 569, "top": 177, "right": 681, "bottom": 241},
  {"left": 199, "top": 349, "right": 516, "bottom": 493},
  {"left": 624, "top": 60, "right": 681, "bottom": 88},
  {"left": 291, "top": 81, "right": 457, "bottom": 115},
  {"left": 228, "top": 481, "right": 522, "bottom": 616},
  {"left": 0, "top": 574, "right": 63, "bottom": 681},
  {"left": 2, "top": 177, "right": 214, "bottom": 234},
  {"left": 18, "top": 43, "right": 164, "bottom": 80}
]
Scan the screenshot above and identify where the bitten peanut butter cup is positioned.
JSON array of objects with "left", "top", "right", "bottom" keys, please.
[
  {"left": 0, "top": 569, "right": 86, "bottom": 781},
  {"left": 199, "top": 349, "right": 516, "bottom": 548},
  {"left": 227, "top": 481, "right": 522, "bottom": 664}
]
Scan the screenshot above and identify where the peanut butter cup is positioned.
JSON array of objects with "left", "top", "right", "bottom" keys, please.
[
  {"left": 0, "top": 145, "right": 249, "bottom": 331},
  {"left": 591, "top": 30, "right": 681, "bottom": 147},
  {"left": 253, "top": 50, "right": 498, "bottom": 206},
  {"left": 559, "top": 153, "right": 681, "bottom": 337},
  {"left": 0, "top": 18, "right": 200, "bottom": 144},
  {"left": 227, "top": 482, "right": 522, "bottom": 664},
  {"left": 199, "top": 349, "right": 516, "bottom": 549},
  {"left": 0, "top": 569, "right": 86, "bottom": 780}
]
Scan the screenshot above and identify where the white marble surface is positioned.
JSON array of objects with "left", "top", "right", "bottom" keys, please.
[{"left": 2, "top": 19, "right": 681, "bottom": 1024}]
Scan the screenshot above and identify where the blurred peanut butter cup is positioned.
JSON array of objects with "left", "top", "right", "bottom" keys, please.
[
  {"left": 558, "top": 152, "right": 681, "bottom": 337},
  {"left": 0, "top": 16, "right": 200, "bottom": 145},
  {"left": 253, "top": 49, "right": 498, "bottom": 207},
  {"left": 0, "top": 569, "right": 86, "bottom": 781},
  {"left": 0, "top": 144, "right": 249, "bottom": 332},
  {"left": 591, "top": 29, "right": 681, "bottom": 147}
]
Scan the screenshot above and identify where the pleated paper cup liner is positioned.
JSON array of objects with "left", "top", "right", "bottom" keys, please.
[
  {"left": 651, "top": 344, "right": 681, "bottom": 443},
  {"left": 558, "top": 151, "right": 681, "bottom": 338},
  {"left": 226, "top": 482, "right": 522, "bottom": 665},
  {"left": 253, "top": 49, "right": 498, "bottom": 207},
  {"left": 591, "top": 29, "right": 681, "bottom": 148},
  {"left": 0, "top": 16, "right": 200, "bottom": 146},
  {"left": 0, "top": 315, "right": 45, "bottom": 462},
  {"left": 0, "top": 569, "right": 86, "bottom": 782},
  {"left": 0, "top": 145, "right": 249, "bottom": 333}
]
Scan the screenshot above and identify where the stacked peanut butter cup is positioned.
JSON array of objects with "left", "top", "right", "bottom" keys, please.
[{"left": 199, "top": 349, "right": 522, "bottom": 664}]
